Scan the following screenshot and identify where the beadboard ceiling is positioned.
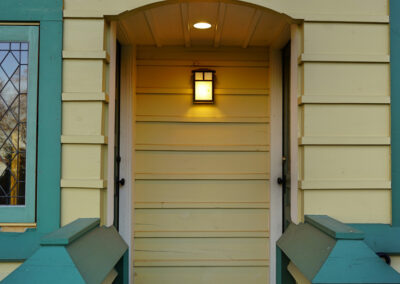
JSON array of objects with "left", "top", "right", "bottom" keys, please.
[{"left": 118, "top": 1, "right": 289, "bottom": 47}]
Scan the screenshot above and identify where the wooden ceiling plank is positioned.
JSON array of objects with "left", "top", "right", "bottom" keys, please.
[
  {"left": 214, "top": 2, "right": 227, "bottom": 48},
  {"left": 242, "top": 9, "right": 262, "bottom": 48},
  {"left": 180, "top": 3, "right": 191, "bottom": 48},
  {"left": 144, "top": 10, "right": 162, "bottom": 48}
]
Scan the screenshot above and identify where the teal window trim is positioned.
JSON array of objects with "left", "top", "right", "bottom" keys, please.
[
  {"left": 0, "top": 0, "right": 62, "bottom": 260},
  {"left": 0, "top": 25, "right": 39, "bottom": 223},
  {"left": 391, "top": 0, "right": 400, "bottom": 227}
]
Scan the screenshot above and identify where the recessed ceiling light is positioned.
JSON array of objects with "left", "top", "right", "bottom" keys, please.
[{"left": 193, "top": 22, "right": 212, "bottom": 29}]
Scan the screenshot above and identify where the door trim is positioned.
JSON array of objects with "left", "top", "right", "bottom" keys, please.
[
  {"left": 118, "top": 44, "right": 136, "bottom": 284},
  {"left": 113, "top": 43, "right": 296, "bottom": 284},
  {"left": 269, "top": 47, "right": 284, "bottom": 284}
]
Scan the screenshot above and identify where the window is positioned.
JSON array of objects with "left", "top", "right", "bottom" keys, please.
[{"left": 0, "top": 26, "right": 38, "bottom": 223}]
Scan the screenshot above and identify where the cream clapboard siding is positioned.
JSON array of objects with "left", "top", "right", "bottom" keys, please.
[
  {"left": 61, "top": 19, "right": 109, "bottom": 225},
  {"left": 59, "top": 0, "right": 391, "bottom": 275},
  {"left": 391, "top": 256, "right": 400, "bottom": 274},
  {"left": 133, "top": 47, "right": 270, "bottom": 283},
  {"left": 298, "top": 21, "right": 391, "bottom": 223}
]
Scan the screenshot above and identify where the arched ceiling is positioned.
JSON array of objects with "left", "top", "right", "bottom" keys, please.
[{"left": 118, "top": 1, "right": 289, "bottom": 47}]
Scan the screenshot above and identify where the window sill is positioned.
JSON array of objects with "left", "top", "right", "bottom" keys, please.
[{"left": 0, "top": 223, "right": 37, "bottom": 233}]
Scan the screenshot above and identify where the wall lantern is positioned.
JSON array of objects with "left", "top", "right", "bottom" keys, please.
[{"left": 192, "top": 69, "right": 215, "bottom": 104}]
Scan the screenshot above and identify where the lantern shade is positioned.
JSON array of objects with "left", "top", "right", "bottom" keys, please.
[{"left": 193, "top": 69, "right": 215, "bottom": 103}]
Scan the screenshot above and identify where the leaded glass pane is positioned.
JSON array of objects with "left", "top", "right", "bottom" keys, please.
[{"left": 0, "top": 41, "right": 28, "bottom": 206}]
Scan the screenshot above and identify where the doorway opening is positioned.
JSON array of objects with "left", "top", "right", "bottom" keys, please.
[{"left": 111, "top": 1, "right": 294, "bottom": 283}]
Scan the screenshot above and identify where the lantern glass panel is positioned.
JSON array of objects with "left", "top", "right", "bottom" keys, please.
[
  {"left": 204, "top": 72, "right": 213, "bottom": 80},
  {"left": 194, "top": 81, "right": 213, "bottom": 101},
  {"left": 195, "top": 72, "right": 203, "bottom": 80}
]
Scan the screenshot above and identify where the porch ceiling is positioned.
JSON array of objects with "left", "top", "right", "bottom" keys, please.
[{"left": 118, "top": 1, "right": 289, "bottom": 48}]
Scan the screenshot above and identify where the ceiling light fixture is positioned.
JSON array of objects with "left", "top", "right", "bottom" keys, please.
[{"left": 193, "top": 22, "right": 212, "bottom": 29}]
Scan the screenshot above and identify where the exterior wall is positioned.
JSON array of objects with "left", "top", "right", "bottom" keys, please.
[
  {"left": 61, "top": 0, "right": 391, "bottom": 226},
  {"left": 298, "top": 19, "right": 391, "bottom": 223},
  {"left": 61, "top": 19, "right": 109, "bottom": 225},
  {"left": 133, "top": 46, "right": 270, "bottom": 283}
]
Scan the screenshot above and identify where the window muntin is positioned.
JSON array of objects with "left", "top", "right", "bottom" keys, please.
[
  {"left": 0, "top": 42, "right": 29, "bottom": 206},
  {"left": 0, "top": 26, "right": 38, "bottom": 223}
]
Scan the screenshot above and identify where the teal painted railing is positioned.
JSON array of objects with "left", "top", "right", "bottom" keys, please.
[
  {"left": 277, "top": 215, "right": 400, "bottom": 284},
  {"left": 2, "top": 218, "right": 128, "bottom": 284}
]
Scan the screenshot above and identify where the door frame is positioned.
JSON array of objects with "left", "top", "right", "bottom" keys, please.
[{"left": 110, "top": 23, "right": 300, "bottom": 284}]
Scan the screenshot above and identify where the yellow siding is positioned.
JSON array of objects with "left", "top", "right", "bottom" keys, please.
[
  {"left": 287, "top": 262, "right": 311, "bottom": 284},
  {"left": 391, "top": 256, "right": 400, "bottom": 274},
  {"left": 134, "top": 267, "right": 269, "bottom": 284},
  {"left": 63, "top": 0, "right": 389, "bottom": 20},
  {"left": 61, "top": 17, "right": 108, "bottom": 225},
  {"left": 60, "top": 2, "right": 391, "bottom": 282},
  {"left": 298, "top": 15, "right": 391, "bottom": 224},
  {"left": 0, "top": 262, "right": 22, "bottom": 281},
  {"left": 134, "top": 47, "right": 270, "bottom": 282}
]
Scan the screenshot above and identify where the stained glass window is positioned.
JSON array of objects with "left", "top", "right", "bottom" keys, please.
[
  {"left": 0, "top": 42, "right": 29, "bottom": 206},
  {"left": 0, "top": 26, "right": 38, "bottom": 222}
]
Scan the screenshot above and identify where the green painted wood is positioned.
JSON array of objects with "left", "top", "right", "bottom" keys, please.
[
  {"left": 35, "top": 19, "right": 62, "bottom": 234},
  {"left": 3, "top": 220, "right": 128, "bottom": 284},
  {"left": 0, "top": 0, "right": 62, "bottom": 260},
  {"left": 0, "top": 229, "right": 41, "bottom": 261},
  {"left": 276, "top": 246, "right": 295, "bottom": 284},
  {"left": 67, "top": 226, "right": 128, "bottom": 284},
  {"left": 41, "top": 218, "right": 100, "bottom": 246},
  {"left": 391, "top": 0, "right": 400, "bottom": 227},
  {"left": 0, "top": 26, "right": 38, "bottom": 222},
  {"left": 0, "top": 0, "right": 62, "bottom": 21},
  {"left": 2, "top": 246, "right": 86, "bottom": 284},
  {"left": 350, "top": 224, "right": 400, "bottom": 253},
  {"left": 313, "top": 240, "right": 400, "bottom": 283},
  {"left": 277, "top": 223, "right": 336, "bottom": 281},
  {"left": 306, "top": 215, "right": 364, "bottom": 240},
  {"left": 114, "top": 250, "right": 130, "bottom": 284}
]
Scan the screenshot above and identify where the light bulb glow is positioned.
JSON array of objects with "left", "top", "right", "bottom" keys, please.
[
  {"left": 193, "top": 22, "right": 212, "bottom": 29},
  {"left": 195, "top": 81, "right": 213, "bottom": 101}
]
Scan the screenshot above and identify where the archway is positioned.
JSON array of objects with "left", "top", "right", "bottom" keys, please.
[{"left": 105, "top": 1, "right": 298, "bottom": 283}]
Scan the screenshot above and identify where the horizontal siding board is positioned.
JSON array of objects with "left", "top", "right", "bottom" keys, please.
[
  {"left": 302, "top": 62, "right": 390, "bottom": 96},
  {"left": 134, "top": 267, "right": 269, "bottom": 284},
  {"left": 135, "top": 173, "right": 269, "bottom": 180},
  {"left": 63, "top": 102, "right": 105, "bottom": 136},
  {"left": 136, "top": 59, "right": 269, "bottom": 67},
  {"left": 136, "top": 46, "right": 269, "bottom": 61},
  {"left": 299, "top": 136, "right": 390, "bottom": 146},
  {"left": 134, "top": 238, "right": 269, "bottom": 267},
  {"left": 303, "top": 189, "right": 391, "bottom": 223},
  {"left": 135, "top": 180, "right": 269, "bottom": 204},
  {"left": 136, "top": 88, "right": 269, "bottom": 95},
  {"left": 135, "top": 145, "right": 270, "bottom": 152},
  {"left": 300, "top": 180, "right": 391, "bottom": 190},
  {"left": 302, "top": 104, "right": 390, "bottom": 137},
  {"left": 136, "top": 122, "right": 269, "bottom": 148},
  {"left": 136, "top": 66, "right": 269, "bottom": 89},
  {"left": 303, "top": 22, "right": 389, "bottom": 55},
  {"left": 135, "top": 151, "right": 269, "bottom": 176},
  {"left": 299, "top": 95, "right": 390, "bottom": 104},
  {"left": 134, "top": 209, "right": 269, "bottom": 237},
  {"left": 303, "top": 146, "right": 390, "bottom": 181},
  {"left": 136, "top": 94, "right": 270, "bottom": 119},
  {"left": 136, "top": 115, "right": 269, "bottom": 123}
]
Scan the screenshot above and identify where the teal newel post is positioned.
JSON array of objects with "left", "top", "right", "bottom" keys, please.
[{"left": 391, "top": 0, "right": 400, "bottom": 227}]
